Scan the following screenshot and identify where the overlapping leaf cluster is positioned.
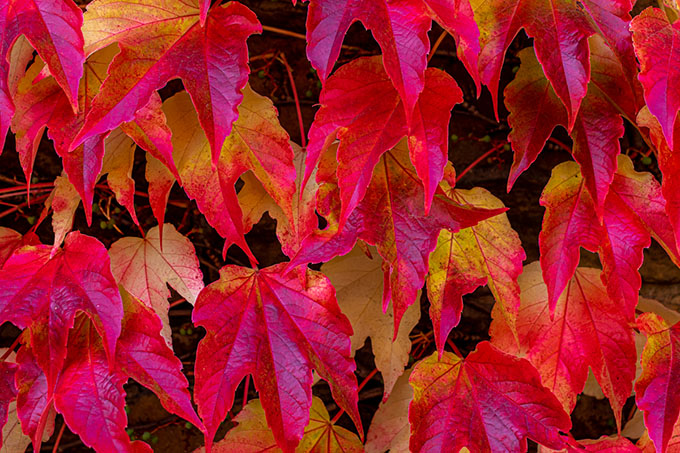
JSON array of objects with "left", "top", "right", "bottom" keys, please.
[{"left": 0, "top": 0, "right": 679, "bottom": 451}]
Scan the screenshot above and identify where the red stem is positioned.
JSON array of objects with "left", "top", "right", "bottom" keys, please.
[
  {"left": 446, "top": 339, "right": 464, "bottom": 357},
  {"left": 330, "top": 368, "right": 379, "bottom": 424},
  {"left": 455, "top": 143, "right": 505, "bottom": 184},
  {"left": 52, "top": 422, "right": 66, "bottom": 453},
  {"left": 279, "top": 54, "right": 306, "bottom": 148}
]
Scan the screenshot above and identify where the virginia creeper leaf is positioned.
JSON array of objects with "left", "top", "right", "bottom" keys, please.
[
  {"left": 0, "top": 227, "right": 22, "bottom": 268},
  {"left": 631, "top": 7, "right": 680, "bottom": 150},
  {"left": 365, "top": 368, "right": 413, "bottom": 453},
  {"left": 321, "top": 245, "right": 420, "bottom": 398},
  {"left": 75, "top": 0, "right": 261, "bottom": 163},
  {"left": 0, "top": 361, "right": 16, "bottom": 446},
  {"left": 294, "top": 396, "right": 363, "bottom": 452},
  {"left": 100, "top": 128, "right": 139, "bottom": 224},
  {"left": 14, "top": 347, "right": 53, "bottom": 450},
  {"left": 0, "top": 232, "right": 123, "bottom": 389},
  {"left": 635, "top": 313, "right": 680, "bottom": 453},
  {"left": 109, "top": 224, "right": 204, "bottom": 345},
  {"left": 116, "top": 289, "right": 203, "bottom": 430},
  {"left": 0, "top": 0, "right": 85, "bottom": 149},
  {"left": 637, "top": 106, "right": 680, "bottom": 250},
  {"left": 490, "top": 263, "right": 636, "bottom": 426},
  {"left": 409, "top": 342, "right": 571, "bottom": 452},
  {"left": 540, "top": 435, "right": 640, "bottom": 452},
  {"left": 470, "top": 0, "right": 594, "bottom": 126},
  {"left": 160, "top": 86, "right": 296, "bottom": 263},
  {"left": 289, "top": 140, "right": 505, "bottom": 334},
  {"left": 238, "top": 144, "right": 318, "bottom": 259},
  {"left": 53, "top": 317, "right": 153, "bottom": 453},
  {"left": 305, "top": 56, "right": 462, "bottom": 221},
  {"left": 193, "top": 263, "right": 360, "bottom": 452},
  {"left": 41, "top": 175, "right": 81, "bottom": 251},
  {"left": 427, "top": 186, "right": 524, "bottom": 353}
]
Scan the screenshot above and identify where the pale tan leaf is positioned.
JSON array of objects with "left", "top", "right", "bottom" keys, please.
[
  {"left": 109, "top": 224, "right": 204, "bottom": 344},
  {"left": 365, "top": 368, "right": 413, "bottom": 453},
  {"left": 321, "top": 245, "right": 420, "bottom": 397}
]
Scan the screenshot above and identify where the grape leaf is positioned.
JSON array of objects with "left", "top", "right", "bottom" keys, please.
[
  {"left": 321, "top": 245, "right": 420, "bottom": 398},
  {"left": 0, "top": 0, "right": 85, "bottom": 149},
  {"left": 490, "top": 263, "right": 636, "bottom": 426},
  {"left": 427, "top": 186, "right": 524, "bottom": 353},
  {"left": 305, "top": 56, "right": 462, "bottom": 222},
  {"left": 109, "top": 224, "right": 204, "bottom": 345},
  {"left": 539, "top": 435, "right": 640, "bottom": 452},
  {"left": 289, "top": 139, "right": 505, "bottom": 334},
  {"left": 365, "top": 368, "right": 413, "bottom": 453},
  {"left": 631, "top": 7, "right": 680, "bottom": 150},
  {"left": 0, "top": 232, "right": 123, "bottom": 388},
  {"left": 159, "top": 85, "right": 296, "bottom": 263},
  {"left": 295, "top": 396, "right": 363, "bottom": 452},
  {"left": 409, "top": 342, "right": 571, "bottom": 452},
  {"left": 193, "top": 263, "right": 360, "bottom": 452},
  {"left": 470, "top": 0, "right": 594, "bottom": 126},
  {"left": 73, "top": 0, "right": 261, "bottom": 164},
  {"left": 636, "top": 313, "right": 680, "bottom": 453}
]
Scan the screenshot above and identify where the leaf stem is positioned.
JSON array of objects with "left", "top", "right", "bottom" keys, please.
[
  {"left": 278, "top": 54, "right": 306, "bottom": 148},
  {"left": 455, "top": 143, "right": 505, "bottom": 184},
  {"left": 0, "top": 336, "right": 21, "bottom": 361},
  {"left": 446, "top": 339, "right": 464, "bottom": 357},
  {"left": 242, "top": 375, "right": 250, "bottom": 408},
  {"left": 52, "top": 422, "right": 66, "bottom": 453},
  {"left": 428, "top": 31, "right": 448, "bottom": 63}
]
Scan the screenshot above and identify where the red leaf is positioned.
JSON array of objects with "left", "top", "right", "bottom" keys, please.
[
  {"left": 0, "top": 0, "right": 85, "bottom": 149},
  {"left": 631, "top": 7, "right": 680, "bottom": 150},
  {"left": 73, "top": 0, "right": 261, "bottom": 164},
  {"left": 53, "top": 317, "right": 152, "bottom": 453},
  {"left": 305, "top": 56, "right": 462, "bottom": 221},
  {"left": 0, "top": 232, "right": 123, "bottom": 388},
  {"left": 490, "top": 263, "right": 636, "bottom": 426},
  {"left": 409, "top": 342, "right": 571, "bottom": 452},
  {"left": 289, "top": 141, "right": 504, "bottom": 333},
  {"left": 636, "top": 313, "right": 680, "bottom": 453},
  {"left": 116, "top": 290, "right": 203, "bottom": 430},
  {"left": 505, "top": 47, "right": 568, "bottom": 190},
  {"left": 0, "top": 227, "right": 23, "bottom": 268},
  {"left": 471, "top": 0, "right": 594, "bottom": 125},
  {"left": 539, "top": 162, "right": 601, "bottom": 310},
  {"left": 15, "top": 347, "right": 53, "bottom": 450},
  {"left": 193, "top": 264, "right": 360, "bottom": 452}
]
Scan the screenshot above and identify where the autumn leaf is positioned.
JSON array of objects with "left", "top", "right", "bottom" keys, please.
[
  {"left": 636, "top": 313, "right": 680, "bottom": 453},
  {"left": 193, "top": 264, "right": 360, "bottom": 452},
  {"left": 0, "top": 0, "right": 85, "bottom": 150},
  {"left": 0, "top": 232, "right": 123, "bottom": 389},
  {"left": 631, "top": 7, "right": 680, "bottom": 150},
  {"left": 539, "top": 435, "right": 640, "bottom": 452},
  {"left": 202, "top": 397, "right": 362, "bottom": 453},
  {"left": 490, "top": 263, "right": 636, "bottom": 426},
  {"left": 409, "top": 342, "right": 571, "bottom": 452},
  {"left": 39, "top": 175, "right": 81, "bottom": 252},
  {"left": 109, "top": 224, "right": 204, "bottom": 345},
  {"left": 0, "top": 227, "right": 23, "bottom": 267},
  {"left": 427, "top": 186, "right": 524, "bottom": 353},
  {"left": 365, "top": 368, "right": 413, "bottom": 453},
  {"left": 238, "top": 143, "right": 318, "bottom": 259},
  {"left": 305, "top": 56, "right": 462, "bottom": 222},
  {"left": 73, "top": 0, "right": 261, "bottom": 164},
  {"left": 470, "top": 0, "right": 594, "bottom": 126},
  {"left": 321, "top": 245, "right": 420, "bottom": 397},
  {"left": 159, "top": 85, "right": 296, "bottom": 263},
  {"left": 289, "top": 139, "right": 505, "bottom": 335}
]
